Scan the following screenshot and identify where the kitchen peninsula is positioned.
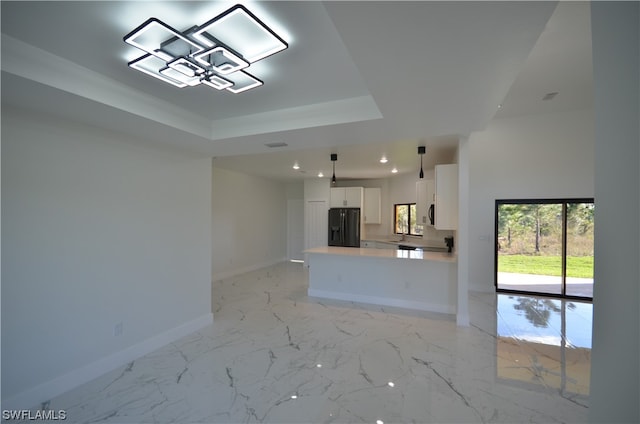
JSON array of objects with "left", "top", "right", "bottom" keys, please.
[{"left": 305, "top": 246, "right": 457, "bottom": 314}]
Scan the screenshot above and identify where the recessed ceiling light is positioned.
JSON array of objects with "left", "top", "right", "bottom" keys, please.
[
  {"left": 391, "top": 167, "right": 398, "bottom": 173},
  {"left": 380, "top": 156, "right": 388, "bottom": 164},
  {"left": 292, "top": 162, "right": 300, "bottom": 170},
  {"left": 318, "top": 171, "right": 324, "bottom": 178}
]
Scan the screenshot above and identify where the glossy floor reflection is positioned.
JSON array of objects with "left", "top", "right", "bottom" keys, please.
[
  {"left": 42, "top": 262, "right": 591, "bottom": 423},
  {"left": 495, "top": 295, "right": 591, "bottom": 399}
]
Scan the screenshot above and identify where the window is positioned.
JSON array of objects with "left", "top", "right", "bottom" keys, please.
[{"left": 394, "top": 203, "right": 423, "bottom": 236}]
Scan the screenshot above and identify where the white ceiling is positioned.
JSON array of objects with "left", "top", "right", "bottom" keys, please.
[{"left": 1, "top": 1, "right": 592, "bottom": 182}]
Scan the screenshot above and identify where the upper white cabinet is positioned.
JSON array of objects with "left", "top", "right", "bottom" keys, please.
[
  {"left": 363, "top": 187, "right": 381, "bottom": 224},
  {"left": 434, "top": 164, "right": 458, "bottom": 230},
  {"left": 416, "top": 180, "right": 435, "bottom": 227},
  {"left": 344, "top": 187, "right": 363, "bottom": 207},
  {"left": 330, "top": 187, "right": 363, "bottom": 208},
  {"left": 329, "top": 187, "right": 345, "bottom": 208}
]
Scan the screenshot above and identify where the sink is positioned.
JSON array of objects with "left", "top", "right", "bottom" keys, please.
[
  {"left": 398, "top": 244, "right": 417, "bottom": 250},
  {"left": 366, "top": 238, "right": 447, "bottom": 252}
]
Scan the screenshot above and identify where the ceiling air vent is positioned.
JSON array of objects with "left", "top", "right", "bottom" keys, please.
[
  {"left": 542, "top": 91, "right": 559, "bottom": 101},
  {"left": 264, "top": 142, "right": 288, "bottom": 148}
]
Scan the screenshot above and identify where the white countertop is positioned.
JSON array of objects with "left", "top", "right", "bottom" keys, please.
[{"left": 305, "top": 246, "right": 457, "bottom": 262}]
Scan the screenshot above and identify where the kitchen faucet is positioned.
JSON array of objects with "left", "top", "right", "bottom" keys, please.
[{"left": 444, "top": 236, "right": 454, "bottom": 253}]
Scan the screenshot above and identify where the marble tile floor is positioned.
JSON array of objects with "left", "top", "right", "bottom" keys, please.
[{"left": 39, "top": 262, "right": 592, "bottom": 423}]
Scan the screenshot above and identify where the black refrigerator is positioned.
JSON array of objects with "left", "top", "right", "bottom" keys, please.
[{"left": 328, "top": 208, "right": 361, "bottom": 247}]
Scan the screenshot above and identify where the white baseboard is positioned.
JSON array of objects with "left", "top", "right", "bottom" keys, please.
[
  {"left": 2, "top": 313, "right": 213, "bottom": 411},
  {"left": 308, "top": 288, "right": 456, "bottom": 315},
  {"left": 212, "top": 257, "right": 286, "bottom": 282}
]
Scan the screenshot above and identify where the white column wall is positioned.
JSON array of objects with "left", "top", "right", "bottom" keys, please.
[
  {"left": 456, "top": 137, "right": 470, "bottom": 326},
  {"left": 589, "top": 2, "right": 639, "bottom": 422}
]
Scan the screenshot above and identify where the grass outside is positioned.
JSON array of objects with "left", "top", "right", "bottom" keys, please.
[{"left": 498, "top": 254, "right": 594, "bottom": 278}]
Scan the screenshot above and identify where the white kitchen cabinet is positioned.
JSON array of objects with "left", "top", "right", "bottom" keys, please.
[
  {"left": 330, "top": 187, "right": 363, "bottom": 208},
  {"left": 416, "top": 180, "right": 435, "bottom": 227},
  {"left": 329, "top": 188, "right": 345, "bottom": 208},
  {"left": 344, "top": 187, "right": 363, "bottom": 207},
  {"left": 434, "top": 164, "right": 458, "bottom": 230},
  {"left": 363, "top": 187, "right": 381, "bottom": 224}
]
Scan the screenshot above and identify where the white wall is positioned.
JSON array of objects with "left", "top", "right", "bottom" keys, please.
[
  {"left": 589, "top": 2, "right": 639, "bottom": 421},
  {"left": 286, "top": 182, "right": 304, "bottom": 200},
  {"left": 467, "top": 108, "right": 595, "bottom": 292},
  {"left": 303, "top": 177, "right": 330, "bottom": 202},
  {"left": 1, "top": 107, "right": 212, "bottom": 408},
  {"left": 211, "top": 167, "right": 287, "bottom": 281}
]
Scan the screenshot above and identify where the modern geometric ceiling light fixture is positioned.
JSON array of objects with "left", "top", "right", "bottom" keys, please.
[
  {"left": 417, "top": 146, "right": 426, "bottom": 179},
  {"left": 331, "top": 153, "right": 338, "bottom": 185},
  {"left": 124, "top": 4, "right": 288, "bottom": 94}
]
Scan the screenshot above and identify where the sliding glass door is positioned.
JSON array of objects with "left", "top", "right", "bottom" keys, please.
[
  {"left": 565, "top": 202, "right": 595, "bottom": 297},
  {"left": 495, "top": 199, "right": 594, "bottom": 299}
]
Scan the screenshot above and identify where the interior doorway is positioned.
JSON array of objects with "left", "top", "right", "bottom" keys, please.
[
  {"left": 304, "top": 199, "right": 328, "bottom": 264},
  {"left": 495, "top": 199, "right": 594, "bottom": 300},
  {"left": 287, "top": 199, "right": 304, "bottom": 261}
]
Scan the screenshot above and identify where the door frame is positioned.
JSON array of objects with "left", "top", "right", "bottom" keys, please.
[
  {"left": 304, "top": 199, "right": 328, "bottom": 265},
  {"left": 287, "top": 198, "right": 304, "bottom": 261}
]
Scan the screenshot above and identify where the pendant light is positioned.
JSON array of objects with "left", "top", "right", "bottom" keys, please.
[
  {"left": 330, "top": 153, "right": 338, "bottom": 184},
  {"left": 418, "top": 146, "right": 426, "bottom": 179}
]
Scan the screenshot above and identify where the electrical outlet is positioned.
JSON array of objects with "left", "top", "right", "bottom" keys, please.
[{"left": 114, "top": 322, "right": 123, "bottom": 337}]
